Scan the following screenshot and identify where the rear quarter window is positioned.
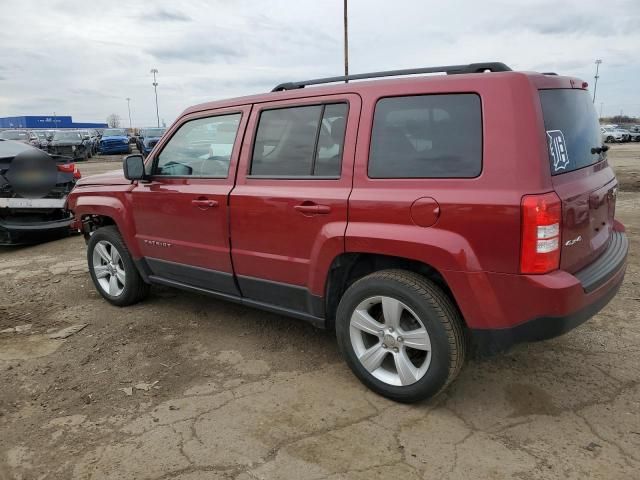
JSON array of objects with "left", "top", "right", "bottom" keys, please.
[
  {"left": 368, "top": 93, "right": 482, "bottom": 178},
  {"left": 539, "top": 89, "right": 602, "bottom": 175}
]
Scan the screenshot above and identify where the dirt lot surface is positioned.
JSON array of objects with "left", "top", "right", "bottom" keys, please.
[{"left": 1, "top": 148, "right": 639, "bottom": 480}]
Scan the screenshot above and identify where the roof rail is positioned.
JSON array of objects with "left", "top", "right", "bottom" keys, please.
[{"left": 272, "top": 62, "right": 512, "bottom": 92}]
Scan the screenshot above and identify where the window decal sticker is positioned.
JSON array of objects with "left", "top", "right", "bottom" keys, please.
[{"left": 546, "top": 130, "right": 569, "bottom": 172}]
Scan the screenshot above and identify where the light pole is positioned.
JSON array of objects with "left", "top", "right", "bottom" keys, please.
[
  {"left": 126, "top": 97, "right": 132, "bottom": 129},
  {"left": 592, "top": 59, "right": 602, "bottom": 103},
  {"left": 599, "top": 102, "right": 604, "bottom": 119},
  {"left": 343, "top": 0, "right": 349, "bottom": 81},
  {"left": 151, "top": 68, "right": 160, "bottom": 128}
]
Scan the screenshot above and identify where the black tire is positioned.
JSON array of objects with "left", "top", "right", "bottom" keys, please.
[
  {"left": 606, "top": 136, "right": 614, "bottom": 143},
  {"left": 87, "top": 225, "right": 150, "bottom": 306},
  {"left": 336, "top": 269, "right": 466, "bottom": 403}
]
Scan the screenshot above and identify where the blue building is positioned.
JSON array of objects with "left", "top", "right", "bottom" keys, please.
[{"left": 0, "top": 115, "right": 107, "bottom": 129}]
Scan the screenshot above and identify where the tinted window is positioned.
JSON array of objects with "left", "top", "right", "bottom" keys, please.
[
  {"left": 250, "top": 103, "right": 347, "bottom": 177},
  {"left": 369, "top": 94, "right": 482, "bottom": 178},
  {"left": 155, "top": 113, "right": 241, "bottom": 177},
  {"left": 539, "top": 89, "right": 602, "bottom": 175}
]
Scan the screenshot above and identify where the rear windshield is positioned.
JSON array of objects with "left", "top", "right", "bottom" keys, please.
[{"left": 539, "top": 89, "right": 602, "bottom": 175}]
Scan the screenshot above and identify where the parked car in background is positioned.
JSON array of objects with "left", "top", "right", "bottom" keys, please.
[
  {"left": 0, "top": 139, "right": 81, "bottom": 244},
  {"left": 137, "top": 128, "right": 166, "bottom": 157},
  {"left": 99, "top": 128, "right": 132, "bottom": 155},
  {"left": 32, "top": 131, "right": 51, "bottom": 150},
  {"left": 67, "top": 62, "right": 627, "bottom": 403},
  {"left": 621, "top": 126, "right": 640, "bottom": 142},
  {"left": 49, "top": 130, "right": 92, "bottom": 160},
  {"left": 601, "top": 126, "right": 626, "bottom": 143},
  {"left": 0, "top": 130, "right": 32, "bottom": 144},
  {"left": 77, "top": 130, "right": 99, "bottom": 155}
]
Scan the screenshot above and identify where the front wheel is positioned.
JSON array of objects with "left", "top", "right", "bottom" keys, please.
[
  {"left": 87, "top": 226, "right": 150, "bottom": 306},
  {"left": 336, "top": 270, "right": 466, "bottom": 403}
]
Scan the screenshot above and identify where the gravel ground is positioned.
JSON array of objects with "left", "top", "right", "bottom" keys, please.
[{"left": 0, "top": 146, "right": 638, "bottom": 480}]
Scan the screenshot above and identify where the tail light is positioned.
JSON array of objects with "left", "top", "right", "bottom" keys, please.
[
  {"left": 520, "top": 192, "right": 561, "bottom": 274},
  {"left": 57, "top": 163, "right": 82, "bottom": 179}
]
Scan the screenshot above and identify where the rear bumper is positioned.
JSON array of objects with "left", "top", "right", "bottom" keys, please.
[
  {"left": 0, "top": 214, "right": 73, "bottom": 244},
  {"left": 446, "top": 228, "right": 628, "bottom": 354}
]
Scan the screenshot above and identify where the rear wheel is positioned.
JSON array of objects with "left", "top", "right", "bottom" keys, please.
[
  {"left": 336, "top": 269, "right": 466, "bottom": 403},
  {"left": 87, "top": 226, "right": 150, "bottom": 306},
  {"left": 606, "top": 136, "right": 614, "bottom": 143}
]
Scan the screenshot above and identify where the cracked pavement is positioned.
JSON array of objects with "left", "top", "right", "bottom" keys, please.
[{"left": 1, "top": 148, "right": 639, "bottom": 479}]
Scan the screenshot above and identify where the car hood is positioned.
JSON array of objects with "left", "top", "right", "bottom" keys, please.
[
  {"left": 101, "top": 135, "right": 129, "bottom": 141},
  {"left": 75, "top": 169, "right": 130, "bottom": 187}
]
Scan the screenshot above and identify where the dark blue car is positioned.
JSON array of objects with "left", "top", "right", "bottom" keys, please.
[
  {"left": 137, "top": 128, "right": 166, "bottom": 157},
  {"left": 99, "top": 128, "right": 131, "bottom": 155}
]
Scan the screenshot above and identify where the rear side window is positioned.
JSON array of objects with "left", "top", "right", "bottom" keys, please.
[
  {"left": 539, "top": 89, "right": 602, "bottom": 175},
  {"left": 250, "top": 103, "right": 347, "bottom": 177},
  {"left": 368, "top": 94, "right": 482, "bottom": 178}
]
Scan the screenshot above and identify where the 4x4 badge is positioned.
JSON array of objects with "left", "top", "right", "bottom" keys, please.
[{"left": 547, "top": 130, "right": 570, "bottom": 172}]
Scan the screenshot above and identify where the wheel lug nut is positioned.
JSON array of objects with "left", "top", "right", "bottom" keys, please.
[
  {"left": 393, "top": 347, "right": 399, "bottom": 353},
  {"left": 388, "top": 327, "right": 394, "bottom": 333},
  {"left": 397, "top": 336, "right": 403, "bottom": 342},
  {"left": 382, "top": 344, "right": 387, "bottom": 349}
]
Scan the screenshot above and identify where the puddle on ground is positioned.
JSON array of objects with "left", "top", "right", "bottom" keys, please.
[
  {"left": 0, "top": 334, "right": 62, "bottom": 360},
  {"left": 505, "top": 383, "right": 562, "bottom": 417}
]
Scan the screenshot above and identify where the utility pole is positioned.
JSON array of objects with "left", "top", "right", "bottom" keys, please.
[
  {"left": 343, "top": 0, "right": 349, "bottom": 81},
  {"left": 592, "top": 59, "right": 602, "bottom": 103},
  {"left": 126, "top": 97, "right": 132, "bottom": 129},
  {"left": 151, "top": 68, "right": 160, "bottom": 128}
]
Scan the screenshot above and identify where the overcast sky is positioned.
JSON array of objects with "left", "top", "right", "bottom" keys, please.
[{"left": 0, "top": 0, "right": 638, "bottom": 126}]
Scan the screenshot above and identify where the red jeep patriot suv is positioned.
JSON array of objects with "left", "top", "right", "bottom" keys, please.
[{"left": 67, "top": 62, "right": 628, "bottom": 402}]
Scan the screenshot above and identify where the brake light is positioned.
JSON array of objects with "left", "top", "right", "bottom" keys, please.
[
  {"left": 57, "top": 163, "right": 81, "bottom": 179},
  {"left": 520, "top": 192, "right": 561, "bottom": 274}
]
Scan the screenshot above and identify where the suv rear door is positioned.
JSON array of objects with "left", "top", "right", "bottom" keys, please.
[
  {"left": 230, "top": 94, "right": 360, "bottom": 317},
  {"left": 539, "top": 88, "right": 618, "bottom": 273},
  {"left": 130, "top": 105, "right": 250, "bottom": 295}
]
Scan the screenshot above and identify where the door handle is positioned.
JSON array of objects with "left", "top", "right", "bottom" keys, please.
[
  {"left": 294, "top": 203, "right": 331, "bottom": 215},
  {"left": 192, "top": 199, "right": 219, "bottom": 209}
]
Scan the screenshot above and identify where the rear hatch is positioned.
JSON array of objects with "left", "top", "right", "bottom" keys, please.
[{"left": 539, "top": 88, "right": 617, "bottom": 274}]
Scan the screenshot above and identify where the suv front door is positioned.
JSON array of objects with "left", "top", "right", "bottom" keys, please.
[
  {"left": 130, "top": 105, "right": 250, "bottom": 296},
  {"left": 230, "top": 95, "right": 360, "bottom": 319}
]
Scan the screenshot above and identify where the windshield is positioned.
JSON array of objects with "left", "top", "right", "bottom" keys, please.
[
  {"left": 144, "top": 128, "right": 165, "bottom": 137},
  {"left": 103, "top": 129, "right": 126, "bottom": 136},
  {"left": 0, "top": 130, "right": 29, "bottom": 140},
  {"left": 53, "top": 131, "right": 82, "bottom": 141},
  {"left": 539, "top": 89, "right": 602, "bottom": 175}
]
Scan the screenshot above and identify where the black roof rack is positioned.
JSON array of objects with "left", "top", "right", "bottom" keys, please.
[{"left": 272, "top": 62, "right": 512, "bottom": 92}]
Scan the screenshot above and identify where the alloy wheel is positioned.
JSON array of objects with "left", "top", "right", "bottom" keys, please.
[
  {"left": 349, "top": 296, "right": 432, "bottom": 386},
  {"left": 92, "top": 240, "right": 126, "bottom": 297}
]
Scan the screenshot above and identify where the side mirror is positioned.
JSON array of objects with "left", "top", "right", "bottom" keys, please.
[{"left": 123, "top": 154, "right": 146, "bottom": 181}]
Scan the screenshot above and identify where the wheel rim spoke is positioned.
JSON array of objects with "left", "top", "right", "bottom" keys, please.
[
  {"left": 381, "top": 297, "right": 403, "bottom": 328},
  {"left": 400, "top": 328, "right": 431, "bottom": 351},
  {"left": 94, "top": 265, "right": 110, "bottom": 279},
  {"left": 394, "top": 350, "right": 419, "bottom": 386},
  {"left": 351, "top": 309, "right": 383, "bottom": 336},
  {"left": 115, "top": 267, "right": 126, "bottom": 285},
  {"left": 94, "top": 243, "right": 111, "bottom": 263},
  {"left": 108, "top": 274, "right": 119, "bottom": 296},
  {"left": 111, "top": 248, "right": 121, "bottom": 265},
  {"left": 358, "top": 343, "right": 388, "bottom": 373}
]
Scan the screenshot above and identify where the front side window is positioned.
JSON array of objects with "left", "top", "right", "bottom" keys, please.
[
  {"left": 250, "top": 103, "right": 348, "bottom": 177},
  {"left": 155, "top": 113, "right": 241, "bottom": 177},
  {"left": 368, "top": 94, "right": 482, "bottom": 178}
]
